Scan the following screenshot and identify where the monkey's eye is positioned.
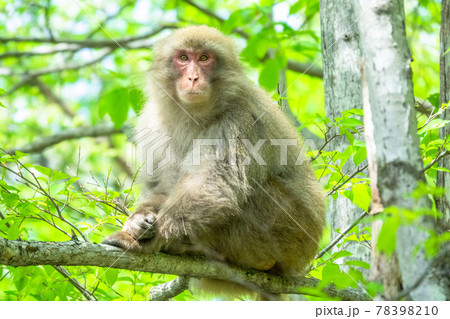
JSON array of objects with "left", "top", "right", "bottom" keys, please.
[
  {"left": 199, "top": 55, "right": 209, "bottom": 61},
  {"left": 179, "top": 54, "right": 188, "bottom": 61}
]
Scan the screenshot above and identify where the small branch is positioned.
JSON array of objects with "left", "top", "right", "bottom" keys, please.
[
  {"left": 287, "top": 60, "right": 323, "bottom": 79},
  {"left": 326, "top": 164, "right": 369, "bottom": 197},
  {"left": 2, "top": 49, "right": 113, "bottom": 79},
  {"left": 7, "top": 124, "right": 131, "bottom": 154},
  {"left": 53, "top": 265, "right": 97, "bottom": 301},
  {"left": 150, "top": 276, "right": 190, "bottom": 301},
  {"left": 0, "top": 25, "right": 176, "bottom": 47},
  {"left": 316, "top": 211, "right": 369, "bottom": 260},
  {"left": 0, "top": 238, "right": 370, "bottom": 301},
  {"left": 422, "top": 149, "right": 450, "bottom": 172},
  {"left": 33, "top": 79, "right": 75, "bottom": 118}
]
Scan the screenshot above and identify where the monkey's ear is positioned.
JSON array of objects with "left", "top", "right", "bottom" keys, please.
[{"left": 102, "top": 231, "right": 140, "bottom": 251}]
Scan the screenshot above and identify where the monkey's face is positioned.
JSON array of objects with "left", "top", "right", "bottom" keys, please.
[{"left": 173, "top": 50, "right": 215, "bottom": 105}]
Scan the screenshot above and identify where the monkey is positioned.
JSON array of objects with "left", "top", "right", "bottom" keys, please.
[{"left": 102, "top": 25, "right": 326, "bottom": 298}]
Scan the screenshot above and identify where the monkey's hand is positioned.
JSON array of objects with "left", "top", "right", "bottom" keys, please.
[
  {"left": 101, "top": 212, "right": 156, "bottom": 250},
  {"left": 102, "top": 204, "right": 158, "bottom": 250},
  {"left": 102, "top": 231, "right": 141, "bottom": 251},
  {"left": 122, "top": 210, "right": 157, "bottom": 240}
]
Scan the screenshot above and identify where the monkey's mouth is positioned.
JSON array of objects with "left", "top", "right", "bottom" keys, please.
[{"left": 186, "top": 91, "right": 206, "bottom": 95}]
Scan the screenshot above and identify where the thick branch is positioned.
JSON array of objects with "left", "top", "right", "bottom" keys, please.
[
  {"left": 0, "top": 238, "right": 369, "bottom": 300},
  {"left": 7, "top": 124, "right": 131, "bottom": 154}
]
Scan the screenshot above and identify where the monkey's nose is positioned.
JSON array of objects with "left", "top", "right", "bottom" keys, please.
[{"left": 188, "top": 75, "right": 199, "bottom": 83}]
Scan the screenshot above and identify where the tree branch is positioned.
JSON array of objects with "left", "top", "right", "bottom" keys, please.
[
  {"left": 0, "top": 25, "right": 176, "bottom": 47},
  {"left": 422, "top": 149, "right": 450, "bottom": 172},
  {"left": 326, "top": 164, "right": 369, "bottom": 197},
  {"left": 316, "top": 211, "right": 368, "bottom": 259},
  {"left": 0, "top": 238, "right": 370, "bottom": 301},
  {"left": 1, "top": 49, "right": 114, "bottom": 79},
  {"left": 6, "top": 124, "right": 131, "bottom": 154},
  {"left": 53, "top": 265, "right": 97, "bottom": 301},
  {"left": 149, "top": 276, "right": 190, "bottom": 301}
]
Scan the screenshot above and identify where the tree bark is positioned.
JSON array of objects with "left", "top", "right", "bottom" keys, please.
[
  {"left": 319, "top": 0, "right": 370, "bottom": 274},
  {"left": 354, "top": 0, "right": 446, "bottom": 300},
  {"left": 437, "top": 0, "right": 450, "bottom": 230},
  {"left": 0, "top": 238, "right": 370, "bottom": 301}
]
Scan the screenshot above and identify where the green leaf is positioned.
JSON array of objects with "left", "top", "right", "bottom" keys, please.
[
  {"left": 259, "top": 59, "right": 280, "bottom": 91},
  {"left": 1, "top": 192, "right": 20, "bottom": 208},
  {"left": 223, "top": 9, "right": 254, "bottom": 34},
  {"left": 289, "top": 0, "right": 305, "bottom": 15},
  {"left": 0, "top": 88, "right": 5, "bottom": 95},
  {"left": 353, "top": 147, "right": 367, "bottom": 167},
  {"left": 260, "top": 0, "right": 275, "bottom": 6},
  {"left": 81, "top": 205, "right": 102, "bottom": 218},
  {"left": 418, "top": 118, "right": 449, "bottom": 134},
  {"left": 0, "top": 100, "right": 6, "bottom": 108},
  {"left": 343, "top": 129, "right": 354, "bottom": 145},
  {"left": 49, "top": 182, "right": 66, "bottom": 197},
  {"left": 339, "top": 118, "right": 364, "bottom": 127},
  {"left": 50, "top": 171, "right": 72, "bottom": 182},
  {"left": 99, "top": 88, "right": 130, "bottom": 128},
  {"left": 345, "top": 260, "right": 370, "bottom": 269},
  {"left": 129, "top": 87, "right": 145, "bottom": 114},
  {"left": 34, "top": 165, "right": 52, "bottom": 177},
  {"left": 7, "top": 222, "right": 20, "bottom": 240},
  {"left": 351, "top": 183, "right": 371, "bottom": 211},
  {"left": 105, "top": 268, "right": 119, "bottom": 287},
  {"left": 426, "top": 93, "right": 440, "bottom": 108},
  {"left": 342, "top": 108, "right": 364, "bottom": 117},
  {"left": 377, "top": 216, "right": 401, "bottom": 254},
  {"left": 331, "top": 250, "right": 352, "bottom": 259},
  {"left": 243, "top": 36, "right": 269, "bottom": 60}
]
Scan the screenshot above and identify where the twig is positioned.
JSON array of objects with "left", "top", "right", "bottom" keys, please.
[
  {"left": 53, "top": 265, "right": 97, "bottom": 301},
  {"left": 422, "top": 149, "right": 450, "bottom": 172},
  {"left": 326, "top": 164, "right": 369, "bottom": 196},
  {"left": 316, "top": 211, "right": 368, "bottom": 259},
  {"left": 2, "top": 49, "right": 113, "bottom": 79},
  {"left": 149, "top": 276, "right": 190, "bottom": 301},
  {"left": 0, "top": 159, "right": 88, "bottom": 241},
  {"left": 7, "top": 124, "right": 130, "bottom": 154},
  {"left": 33, "top": 79, "right": 75, "bottom": 118}
]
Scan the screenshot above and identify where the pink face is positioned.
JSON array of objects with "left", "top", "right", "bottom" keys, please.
[{"left": 173, "top": 50, "right": 215, "bottom": 104}]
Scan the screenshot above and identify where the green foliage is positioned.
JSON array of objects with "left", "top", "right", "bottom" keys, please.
[
  {"left": 0, "top": 0, "right": 447, "bottom": 301},
  {"left": 99, "top": 86, "right": 144, "bottom": 128}
]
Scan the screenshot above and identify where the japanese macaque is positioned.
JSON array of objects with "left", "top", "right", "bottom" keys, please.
[{"left": 103, "top": 26, "right": 326, "bottom": 298}]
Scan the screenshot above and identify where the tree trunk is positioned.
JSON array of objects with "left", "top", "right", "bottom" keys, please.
[
  {"left": 437, "top": 0, "right": 450, "bottom": 230},
  {"left": 354, "top": 0, "right": 446, "bottom": 300},
  {"left": 319, "top": 0, "right": 370, "bottom": 275}
]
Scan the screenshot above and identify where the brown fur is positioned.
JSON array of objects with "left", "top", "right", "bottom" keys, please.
[{"left": 103, "top": 26, "right": 326, "bottom": 298}]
